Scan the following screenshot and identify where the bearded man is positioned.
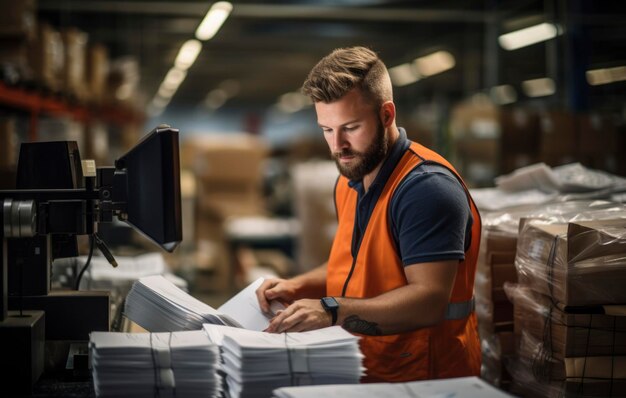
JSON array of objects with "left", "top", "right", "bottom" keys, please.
[{"left": 257, "top": 46, "right": 482, "bottom": 383}]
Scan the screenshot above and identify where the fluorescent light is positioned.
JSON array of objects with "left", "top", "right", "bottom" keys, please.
[
  {"left": 162, "top": 67, "right": 187, "bottom": 90},
  {"left": 389, "top": 51, "right": 455, "bottom": 87},
  {"left": 389, "top": 63, "right": 419, "bottom": 87},
  {"left": 157, "top": 83, "right": 177, "bottom": 99},
  {"left": 490, "top": 84, "right": 517, "bottom": 105},
  {"left": 414, "top": 51, "right": 455, "bottom": 77},
  {"left": 586, "top": 66, "right": 626, "bottom": 86},
  {"left": 151, "top": 95, "right": 171, "bottom": 109},
  {"left": 174, "top": 39, "right": 202, "bottom": 70},
  {"left": 195, "top": 1, "right": 233, "bottom": 41},
  {"left": 522, "top": 77, "right": 555, "bottom": 97},
  {"left": 499, "top": 22, "right": 561, "bottom": 50}
]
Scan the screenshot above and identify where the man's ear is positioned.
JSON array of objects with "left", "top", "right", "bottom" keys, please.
[{"left": 379, "top": 101, "right": 396, "bottom": 127}]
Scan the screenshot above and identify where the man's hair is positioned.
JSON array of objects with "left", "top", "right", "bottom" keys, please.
[{"left": 301, "top": 46, "right": 393, "bottom": 107}]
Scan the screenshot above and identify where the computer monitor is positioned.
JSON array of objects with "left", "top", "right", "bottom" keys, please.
[{"left": 114, "top": 125, "right": 182, "bottom": 252}]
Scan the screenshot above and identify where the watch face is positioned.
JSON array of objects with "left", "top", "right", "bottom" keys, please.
[{"left": 322, "top": 297, "right": 339, "bottom": 309}]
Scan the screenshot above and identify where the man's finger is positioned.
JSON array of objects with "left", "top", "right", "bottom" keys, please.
[{"left": 256, "top": 279, "right": 277, "bottom": 313}]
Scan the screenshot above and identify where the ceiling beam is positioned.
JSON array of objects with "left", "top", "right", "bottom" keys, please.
[{"left": 38, "top": 1, "right": 491, "bottom": 23}]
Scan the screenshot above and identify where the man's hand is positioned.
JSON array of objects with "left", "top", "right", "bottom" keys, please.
[
  {"left": 264, "top": 299, "right": 331, "bottom": 333},
  {"left": 255, "top": 278, "right": 300, "bottom": 314}
]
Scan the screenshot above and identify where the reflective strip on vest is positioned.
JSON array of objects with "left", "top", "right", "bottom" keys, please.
[{"left": 444, "top": 296, "right": 475, "bottom": 320}]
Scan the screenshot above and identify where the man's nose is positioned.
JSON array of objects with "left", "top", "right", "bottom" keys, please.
[{"left": 332, "top": 131, "right": 346, "bottom": 152}]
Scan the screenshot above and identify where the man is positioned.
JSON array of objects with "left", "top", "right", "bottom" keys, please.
[{"left": 256, "top": 46, "right": 481, "bottom": 382}]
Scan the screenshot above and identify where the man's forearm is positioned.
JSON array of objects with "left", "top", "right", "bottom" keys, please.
[
  {"left": 291, "top": 262, "right": 328, "bottom": 299},
  {"left": 334, "top": 284, "right": 450, "bottom": 335}
]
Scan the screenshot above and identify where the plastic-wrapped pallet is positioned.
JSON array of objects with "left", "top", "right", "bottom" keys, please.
[
  {"left": 515, "top": 218, "right": 626, "bottom": 306},
  {"left": 473, "top": 200, "right": 626, "bottom": 388},
  {"left": 506, "top": 216, "right": 626, "bottom": 397}
]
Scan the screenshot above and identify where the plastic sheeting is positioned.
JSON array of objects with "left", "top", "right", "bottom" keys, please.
[
  {"left": 505, "top": 284, "right": 626, "bottom": 397},
  {"left": 474, "top": 200, "right": 626, "bottom": 387}
]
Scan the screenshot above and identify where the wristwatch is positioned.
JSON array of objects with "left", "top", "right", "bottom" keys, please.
[{"left": 320, "top": 296, "right": 339, "bottom": 326}]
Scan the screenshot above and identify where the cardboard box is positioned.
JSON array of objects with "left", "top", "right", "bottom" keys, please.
[
  {"left": 456, "top": 137, "right": 499, "bottom": 162},
  {"left": 0, "top": 0, "right": 36, "bottom": 40},
  {"left": 28, "top": 23, "right": 64, "bottom": 92},
  {"left": 499, "top": 108, "right": 541, "bottom": 155},
  {"left": 493, "top": 300, "right": 514, "bottom": 323},
  {"left": 539, "top": 111, "right": 577, "bottom": 156},
  {"left": 486, "top": 229, "right": 518, "bottom": 253},
  {"left": 513, "top": 372, "right": 626, "bottom": 398},
  {"left": 517, "top": 332, "right": 626, "bottom": 382},
  {"left": 85, "top": 43, "right": 109, "bottom": 103},
  {"left": 578, "top": 113, "right": 617, "bottom": 156},
  {"left": 0, "top": 38, "right": 31, "bottom": 80},
  {"left": 62, "top": 28, "right": 88, "bottom": 100},
  {"left": 511, "top": 285, "right": 626, "bottom": 359},
  {"left": 498, "top": 330, "right": 516, "bottom": 357},
  {"left": 516, "top": 219, "right": 626, "bottom": 306},
  {"left": 491, "top": 260, "right": 517, "bottom": 303},
  {"left": 181, "top": 134, "right": 268, "bottom": 185}
]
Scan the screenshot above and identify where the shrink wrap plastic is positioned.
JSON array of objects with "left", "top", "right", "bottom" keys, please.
[
  {"left": 475, "top": 200, "right": 626, "bottom": 386},
  {"left": 505, "top": 284, "right": 626, "bottom": 397}
]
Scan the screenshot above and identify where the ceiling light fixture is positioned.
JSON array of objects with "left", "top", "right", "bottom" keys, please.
[
  {"left": 586, "top": 66, "right": 626, "bottom": 86},
  {"left": 174, "top": 39, "right": 202, "bottom": 70},
  {"left": 195, "top": 1, "right": 233, "bottom": 41},
  {"left": 414, "top": 51, "right": 455, "bottom": 77},
  {"left": 162, "top": 67, "right": 188, "bottom": 90},
  {"left": 499, "top": 22, "right": 561, "bottom": 51},
  {"left": 521, "top": 77, "right": 555, "bottom": 97},
  {"left": 389, "top": 63, "right": 420, "bottom": 87},
  {"left": 389, "top": 50, "right": 455, "bottom": 87}
]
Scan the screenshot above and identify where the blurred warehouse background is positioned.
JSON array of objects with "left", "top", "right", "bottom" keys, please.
[{"left": 2, "top": 1, "right": 626, "bottom": 396}]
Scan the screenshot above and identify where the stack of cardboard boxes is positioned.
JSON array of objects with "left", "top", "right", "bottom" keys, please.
[
  {"left": 0, "top": 0, "right": 37, "bottom": 83},
  {"left": 449, "top": 98, "right": 623, "bottom": 186},
  {"left": 475, "top": 225, "right": 519, "bottom": 388},
  {"left": 509, "top": 218, "right": 626, "bottom": 397},
  {"left": 0, "top": 1, "right": 118, "bottom": 106}
]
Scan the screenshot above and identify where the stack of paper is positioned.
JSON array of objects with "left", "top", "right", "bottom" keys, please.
[
  {"left": 204, "top": 324, "right": 364, "bottom": 398},
  {"left": 272, "top": 376, "right": 512, "bottom": 398},
  {"left": 124, "top": 276, "right": 283, "bottom": 332},
  {"left": 90, "top": 330, "right": 221, "bottom": 398}
]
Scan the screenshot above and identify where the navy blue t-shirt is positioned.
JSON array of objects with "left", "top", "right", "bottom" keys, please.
[{"left": 347, "top": 128, "right": 471, "bottom": 266}]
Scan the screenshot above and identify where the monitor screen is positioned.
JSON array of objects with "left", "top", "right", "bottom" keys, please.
[{"left": 114, "top": 125, "right": 182, "bottom": 252}]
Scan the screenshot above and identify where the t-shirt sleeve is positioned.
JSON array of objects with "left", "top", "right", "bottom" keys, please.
[{"left": 390, "top": 167, "right": 471, "bottom": 266}]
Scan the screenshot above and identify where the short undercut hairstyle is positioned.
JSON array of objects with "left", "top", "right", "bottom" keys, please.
[{"left": 301, "top": 46, "right": 393, "bottom": 108}]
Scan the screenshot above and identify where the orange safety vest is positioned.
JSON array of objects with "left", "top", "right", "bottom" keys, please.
[{"left": 326, "top": 140, "right": 482, "bottom": 383}]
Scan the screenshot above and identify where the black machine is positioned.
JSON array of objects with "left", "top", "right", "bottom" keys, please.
[{"left": 0, "top": 125, "right": 182, "bottom": 395}]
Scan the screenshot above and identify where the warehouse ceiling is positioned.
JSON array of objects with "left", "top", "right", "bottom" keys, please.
[{"left": 38, "top": 0, "right": 626, "bottom": 113}]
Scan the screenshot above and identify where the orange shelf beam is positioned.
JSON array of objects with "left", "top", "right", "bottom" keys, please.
[{"left": 0, "top": 82, "right": 144, "bottom": 140}]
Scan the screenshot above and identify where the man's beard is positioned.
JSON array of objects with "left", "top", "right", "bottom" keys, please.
[{"left": 332, "top": 121, "right": 388, "bottom": 181}]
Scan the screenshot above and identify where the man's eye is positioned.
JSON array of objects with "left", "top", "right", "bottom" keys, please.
[
  {"left": 322, "top": 129, "right": 332, "bottom": 134},
  {"left": 345, "top": 126, "right": 357, "bottom": 132}
]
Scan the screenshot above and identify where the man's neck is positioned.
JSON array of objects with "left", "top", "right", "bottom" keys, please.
[{"left": 362, "top": 125, "right": 400, "bottom": 192}]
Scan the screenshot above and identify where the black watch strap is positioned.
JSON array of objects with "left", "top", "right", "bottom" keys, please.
[{"left": 321, "top": 296, "right": 339, "bottom": 326}]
